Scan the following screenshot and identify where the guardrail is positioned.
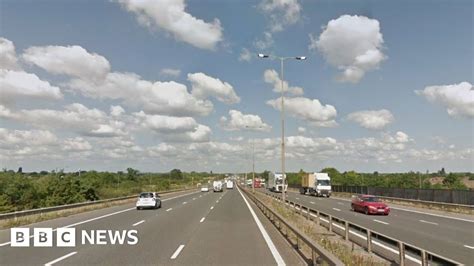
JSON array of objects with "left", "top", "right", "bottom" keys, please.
[
  {"left": 240, "top": 186, "right": 343, "bottom": 266},
  {"left": 0, "top": 188, "right": 191, "bottom": 221},
  {"left": 261, "top": 190, "right": 461, "bottom": 266}
]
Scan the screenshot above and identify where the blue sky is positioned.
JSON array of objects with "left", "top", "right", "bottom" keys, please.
[{"left": 0, "top": 0, "right": 472, "bottom": 173}]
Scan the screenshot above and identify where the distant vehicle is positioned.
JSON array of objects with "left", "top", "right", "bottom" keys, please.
[
  {"left": 226, "top": 180, "right": 234, "bottom": 189},
  {"left": 213, "top": 181, "right": 223, "bottom": 192},
  {"left": 246, "top": 179, "right": 252, "bottom": 187},
  {"left": 299, "top": 172, "right": 332, "bottom": 197},
  {"left": 201, "top": 186, "right": 209, "bottom": 192},
  {"left": 260, "top": 180, "right": 266, "bottom": 188},
  {"left": 267, "top": 172, "right": 287, "bottom": 193},
  {"left": 351, "top": 195, "right": 390, "bottom": 215},
  {"left": 136, "top": 192, "right": 161, "bottom": 210},
  {"left": 253, "top": 179, "right": 261, "bottom": 188}
]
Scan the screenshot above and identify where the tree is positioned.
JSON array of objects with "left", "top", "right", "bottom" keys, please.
[
  {"left": 126, "top": 168, "right": 139, "bottom": 181},
  {"left": 170, "top": 169, "right": 183, "bottom": 179},
  {"left": 439, "top": 167, "right": 446, "bottom": 176}
]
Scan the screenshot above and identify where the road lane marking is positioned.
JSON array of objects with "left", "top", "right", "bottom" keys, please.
[
  {"left": 332, "top": 208, "right": 341, "bottom": 211},
  {"left": 170, "top": 244, "right": 185, "bottom": 259},
  {"left": 216, "top": 200, "right": 219, "bottom": 203},
  {"left": 419, "top": 220, "right": 438, "bottom": 225},
  {"left": 338, "top": 202, "right": 344, "bottom": 205},
  {"left": 132, "top": 220, "right": 145, "bottom": 226},
  {"left": 210, "top": 206, "right": 214, "bottom": 210},
  {"left": 237, "top": 187, "right": 285, "bottom": 266},
  {"left": 166, "top": 208, "right": 173, "bottom": 212},
  {"left": 200, "top": 217, "right": 205, "bottom": 223},
  {"left": 310, "top": 201, "right": 315, "bottom": 204},
  {"left": 0, "top": 190, "right": 201, "bottom": 247},
  {"left": 373, "top": 219, "right": 389, "bottom": 225},
  {"left": 182, "top": 201, "right": 187, "bottom": 205},
  {"left": 296, "top": 197, "right": 300, "bottom": 200},
  {"left": 44, "top": 251, "right": 77, "bottom": 266},
  {"left": 192, "top": 198, "right": 196, "bottom": 200},
  {"left": 464, "top": 245, "right": 474, "bottom": 249},
  {"left": 199, "top": 195, "right": 202, "bottom": 198}
]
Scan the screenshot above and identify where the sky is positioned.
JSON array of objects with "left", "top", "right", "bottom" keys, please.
[{"left": 0, "top": 0, "right": 472, "bottom": 173}]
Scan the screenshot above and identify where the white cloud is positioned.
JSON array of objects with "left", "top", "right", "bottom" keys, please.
[
  {"left": 259, "top": 0, "right": 301, "bottom": 33},
  {"left": 311, "top": 15, "right": 386, "bottom": 83},
  {"left": 160, "top": 68, "right": 181, "bottom": 77},
  {"left": 297, "top": 127, "right": 306, "bottom": 133},
  {"left": 416, "top": 82, "right": 473, "bottom": 118},
  {"left": 0, "top": 128, "right": 57, "bottom": 149},
  {"left": 62, "top": 137, "right": 92, "bottom": 152},
  {"left": 188, "top": 72, "right": 240, "bottom": 104},
  {"left": 254, "top": 31, "right": 274, "bottom": 51},
  {"left": 0, "top": 103, "right": 127, "bottom": 137},
  {"left": 22, "top": 45, "right": 110, "bottom": 81},
  {"left": 263, "top": 69, "right": 304, "bottom": 96},
  {"left": 163, "top": 124, "right": 211, "bottom": 143},
  {"left": 0, "top": 70, "right": 63, "bottom": 104},
  {"left": 118, "top": 0, "right": 223, "bottom": 50},
  {"left": 347, "top": 109, "right": 394, "bottom": 130},
  {"left": 267, "top": 97, "right": 338, "bottom": 127},
  {"left": 239, "top": 48, "right": 252, "bottom": 62},
  {"left": 0, "top": 37, "right": 20, "bottom": 70},
  {"left": 68, "top": 72, "right": 214, "bottom": 117},
  {"left": 220, "top": 110, "right": 271, "bottom": 131},
  {"left": 110, "top": 105, "right": 125, "bottom": 117}
]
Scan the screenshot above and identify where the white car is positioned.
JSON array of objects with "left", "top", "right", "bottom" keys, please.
[
  {"left": 201, "top": 186, "right": 209, "bottom": 192},
  {"left": 136, "top": 192, "right": 161, "bottom": 210}
]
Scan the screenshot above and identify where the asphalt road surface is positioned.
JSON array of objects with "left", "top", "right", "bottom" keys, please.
[
  {"left": 263, "top": 188, "right": 474, "bottom": 265},
  {"left": 0, "top": 189, "right": 304, "bottom": 266}
]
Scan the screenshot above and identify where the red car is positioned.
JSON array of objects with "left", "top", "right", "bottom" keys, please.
[{"left": 351, "top": 195, "right": 390, "bottom": 215}]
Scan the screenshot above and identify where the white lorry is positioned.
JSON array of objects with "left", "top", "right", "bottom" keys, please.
[
  {"left": 226, "top": 180, "right": 234, "bottom": 189},
  {"left": 267, "top": 172, "right": 287, "bottom": 193},
  {"left": 213, "top": 181, "right": 223, "bottom": 192},
  {"left": 299, "top": 172, "right": 331, "bottom": 197}
]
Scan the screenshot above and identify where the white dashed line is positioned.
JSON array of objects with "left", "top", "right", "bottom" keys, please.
[
  {"left": 44, "top": 251, "right": 77, "bottom": 266},
  {"left": 170, "top": 244, "right": 185, "bottom": 259},
  {"left": 464, "top": 245, "right": 474, "bottom": 249},
  {"left": 332, "top": 208, "right": 341, "bottom": 211},
  {"left": 216, "top": 200, "right": 219, "bottom": 203},
  {"left": 310, "top": 201, "right": 315, "bottom": 204},
  {"left": 192, "top": 198, "right": 196, "bottom": 200},
  {"left": 200, "top": 217, "right": 205, "bottom": 223},
  {"left": 419, "top": 219, "right": 438, "bottom": 225},
  {"left": 166, "top": 208, "right": 173, "bottom": 212},
  {"left": 210, "top": 206, "right": 214, "bottom": 210},
  {"left": 373, "top": 219, "right": 389, "bottom": 225},
  {"left": 132, "top": 220, "right": 145, "bottom": 226},
  {"left": 182, "top": 202, "right": 187, "bottom": 205}
]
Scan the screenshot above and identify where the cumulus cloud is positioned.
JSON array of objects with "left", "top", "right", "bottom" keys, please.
[
  {"left": 188, "top": 72, "right": 240, "bottom": 104},
  {"left": 0, "top": 70, "right": 63, "bottom": 104},
  {"left": 62, "top": 137, "right": 92, "bottom": 152},
  {"left": 0, "top": 128, "right": 58, "bottom": 149},
  {"left": 259, "top": 0, "right": 301, "bottom": 33},
  {"left": 68, "top": 72, "right": 214, "bottom": 117},
  {"left": 0, "top": 103, "right": 127, "bottom": 137},
  {"left": 416, "top": 82, "right": 473, "bottom": 118},
  {"left": 239, "top": 48, "right": 252, "bottom": 62},
  {"left": 264, "top": 69, "right": 304, "bottom": 96},
  {"left": 347, "top": 109, "right": 394, "bottom": 130},
  {"left": 22, "top": 45, "right": 110, "bottom": 81},
  {"left": 297, "top": 127, "right": 306, "bottom": 133},
  {"left": 0, "top": 37, "right": 20, "bottom": 70},
  {"left": 267, "top": 97, "right": 338, "bottom": 127},
  {"left": 118, "top": 0, "right": 223, "bottom": 50},
  {"left": 254, "top": 31, "right": 274, "bottom": 51},
  {"left": 110, "top": 105, "right": 125, "bottom": 117},
  {"left": 160, "top": 68, "right": 181, "bottom": 78},
  {"left": 310, "top": 15, "right": 386, "bottom": 83},
  {"left": 220, "top": 110, "right": 271, "bottom": 131}
]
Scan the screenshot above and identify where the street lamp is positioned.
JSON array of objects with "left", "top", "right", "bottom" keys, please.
[
  {"left": 258, "top": 53, "right": 306, "bottom": 203},
  {"left": 245, "top": 126, "right": 263, "bottom": 193}
]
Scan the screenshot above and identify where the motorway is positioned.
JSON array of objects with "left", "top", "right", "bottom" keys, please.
[
  {"left": 0, "top": 188, "right": 304, "bottom": 266},
  {"left": 263, "top": 188, "right": 474, "bottom": 265}
]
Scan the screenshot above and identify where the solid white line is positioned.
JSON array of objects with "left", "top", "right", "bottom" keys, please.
[
  {"left": 419, "top": 219, "right": 438, "bottom": 225},
  {"left": 332, "top": 208, "right": 341, "bottom": 211},
  {"left": 166, "top": 208, "right": 173, "bottom": 212},
  {"left": 0, "top": 190, "right": 200, "bottom": 247},
  {"left": 237, "top": 187, "right": 285, "bottom": 266},
  {"left": 373, "top": 219, "right": 389, "bottom": 225},
  {"left": 170, "top": 244, "right": 185, "bottom": 259},
  {"left": 44, "top": 251, "right": 77, "bottom": 266},
  {"left": 210, "top": 206, "right": 214, "bottom": 210},
  {"left": 464, "top": 245, "right": 474, "bottom": 249},
  {"left": 132, "top": 220, "right": 145, "bottom": 226},
  {"left": 200, "top": 217, "right": 205, "bottom": 223}
]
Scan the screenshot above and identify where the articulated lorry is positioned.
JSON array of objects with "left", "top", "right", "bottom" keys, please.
[
  {"left": 299, "top": 172, "right": 332, "bottom": 197},
  {"left": 213, "top": 181, "right": 223, "bottom": 192},
  {"left": 267, "top": 172, "right": 287, "bottom": 193}
]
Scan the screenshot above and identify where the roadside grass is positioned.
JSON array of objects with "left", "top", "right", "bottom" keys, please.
[
  {"left": 0, "top": 198, "right": 135, "bottom": 229},
  {"left": 254, "top": 191, "right": 388, "bottom": 266}
]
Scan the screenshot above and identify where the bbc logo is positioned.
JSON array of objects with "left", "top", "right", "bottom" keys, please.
[{"left": 11, "top": 228, "right": 75, "bottom": 247}]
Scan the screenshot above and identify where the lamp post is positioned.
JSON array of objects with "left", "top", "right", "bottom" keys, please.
[
  {"left": 246, "top": 126, "right": 262, "bottom": 193},
  {"left": 258, "top": 53, "right": 306, "bottom": 203}
]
